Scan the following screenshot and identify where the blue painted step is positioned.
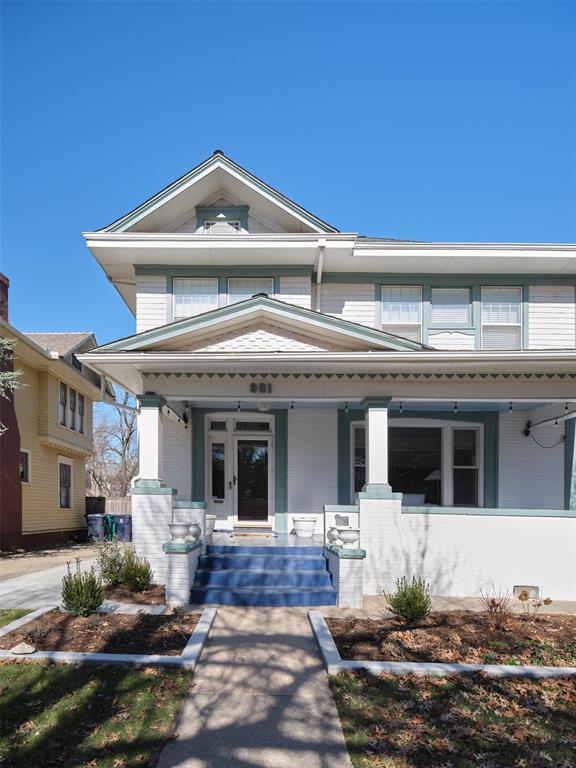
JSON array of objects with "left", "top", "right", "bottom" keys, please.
[
  {"left": 194, "top": 568, "right": 333, "bottom": 589},
  {"left": 198, "top": 554, "right": 328, "bottom": 571},
  {"left": 189, "top": 586, "right": 337, "bottom": 607},
  {"left": 207, "top": 544, "right": 324, "bottom": 556}
]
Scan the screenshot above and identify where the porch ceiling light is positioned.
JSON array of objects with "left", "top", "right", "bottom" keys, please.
[{"left": 257, "top": 401, "right": 270, "bottom": 412}]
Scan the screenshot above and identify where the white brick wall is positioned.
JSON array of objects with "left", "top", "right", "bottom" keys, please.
[
  {"left": 499, "top": 412, "right": 564, "bottom": 509},
  {"left": 359, "top": 496, "right": 576, "bottom": 600},
  {"left": 528, "top": 285, "right": 576, "bottom": 349},
  {"left": 287, "top": 409, "right": 338, "bottom": 533},
  {"left": 136, "top": 275, "right": 168, "bottom": 333},
  {"left": 325, "top": 549, "right": 364, "bottom": 608},
  {"left": 165, "top": 548, "right": 201, "bottom": 606},
  {"left": 131, "top": 492, "right": 173, "bottom": 583},
  {"left": 162, "top": 419, "right": 192, "bottom": 499},
  {"left": 278, "top": 275, "right": 312, "bottom": 309},
  {"left": 320, "top": 284, "right": 376, "bottom": 326}
]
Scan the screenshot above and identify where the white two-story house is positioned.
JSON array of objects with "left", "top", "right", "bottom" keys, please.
[{"left": 80, "top": 151, "right": 576, "bottom": 604}]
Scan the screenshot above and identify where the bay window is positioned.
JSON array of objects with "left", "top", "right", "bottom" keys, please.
[
  {"left": 481, "top": 286, "right": 522, "bottom": 349},
  {"left": 173, "top": 277, "right": 219, "bottom": 320},
  {"left": 381, "top": 285, "right": 422, "bottom": 342}
]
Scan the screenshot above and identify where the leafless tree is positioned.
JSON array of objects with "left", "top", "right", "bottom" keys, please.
[{"left": 87, "top": 390, "right": 138, "bottom": 497}]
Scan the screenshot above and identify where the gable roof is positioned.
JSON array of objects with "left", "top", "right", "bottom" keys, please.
[
  {"left": 24, "top": 332, "right": 95, "bottom": 356},
  {"left": 100, "top": 150, "right": 339, "bottom": 235},
  {"left": 93, "top": 294, "right": 430, "bottom": 354}
]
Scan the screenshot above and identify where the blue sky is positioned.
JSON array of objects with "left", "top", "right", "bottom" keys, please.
[{"left": 2, "top": 0, "right": 575, "bottom": 344}]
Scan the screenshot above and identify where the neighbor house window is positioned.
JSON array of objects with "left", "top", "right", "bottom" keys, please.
[
  {"left": 20, "top": 451, "right": 30, "bottom": 483},
  {"left": 59, "top": 382, "right": 67, "bottom": 425},
  {"left": 381, "top": 285, "right": 422, "bottom": 342},
  {"left": 173, "top": 278, "right": 219, "bottom": 320},
  {"left": 351, "top": 421, "right": 482, "bottom": 506},
  {"left": 77, "top": 394, "right": 85, "bottom": 434},
  {"left": 59, "top": 460, "right": 72, "bottom": 509},
  {"left": 430, "top": 287, "right": 471, "bottom": 326},
  {"left": 481, "top": 286, "right": 522, "bottom": 349},
  {"left": 68, "top": 388, "right": 76, "bottom": 429},
  {"left": 228, "top": 277, "right": 274, "bottom": 304}
]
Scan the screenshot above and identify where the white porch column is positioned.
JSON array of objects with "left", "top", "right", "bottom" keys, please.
[
  {"left": 137, "top": 394, "right": 165, "bottom": 484},
  {"left": 362, "top": 397, "right": 392, "bottom": 494}
]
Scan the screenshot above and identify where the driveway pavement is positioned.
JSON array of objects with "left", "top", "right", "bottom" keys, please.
[
  {"left": 0, "top": 557, "right": 96, "bottom": 609},
  {"left": 1, "top": 544, "right": 97, "bottom": 581},
  {"left": 157, "top": 607, "right": 352, "bottom": 768}
]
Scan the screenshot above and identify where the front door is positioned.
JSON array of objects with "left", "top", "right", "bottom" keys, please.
[{"left": 234, "top": 438, "right": 269, "bottom": 522}]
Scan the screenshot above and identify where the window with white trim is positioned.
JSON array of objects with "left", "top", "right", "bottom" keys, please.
[
  {"left": 68, "top": 388, "right": 76, "bottom": 429},
  {"left": 481, "top": 286, "right": 522, "bottom": 349},
  {"left": 228, "top": 277, "right": 274, "bottom": 305},
  {"left": 204, "top": 220, "right": 241, "bottom": 234},
  {"left": 59, "top": 459, "right": 72, "bottom": 509},
  {"left": 77, "top": 394, "right": 85, "bottom": 434},
  {"left": 59, "top": 382, "right": 67, "bottom": 426},
  {"left": 20, "top": 450, "right": 30, "bottom": 483},
  {"left": 430, "top": 287, "right": 471, "bottom": 326},
  {"left": 351, "top": 421, "right": 483, "bottom": 506},
  {"left": 381, "top": 285, "right": 422, "bottom": 342},
  {"left": 173, "top": 278, "right": 219, "bottom": 320}
]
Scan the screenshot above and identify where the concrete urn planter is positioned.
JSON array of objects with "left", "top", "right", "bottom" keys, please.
[
  {"left": 168, "top": 522, "right": 191, "bottom": 543},
  {"left": 293, "top": 516, "right": 317, "bottom": 538},
  {"left": 326, "top": 526, "right": 341, "bottom": 544},
  {"left": 188, "top": 523, "right": 202, "bottom": 541},
  {"left": 337, "top": 527, "right": 360, "bottom": 549},
  {"left": 205, "top": 514, "right": 217, "bottom": 537}
]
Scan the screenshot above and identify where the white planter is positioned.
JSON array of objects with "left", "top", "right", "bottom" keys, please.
[
  {"left": 326, "top": 526, "right": 341, "bottom": 544},
  {"left": 293, "top": 516, "right": 316, "bottom": 538},
  {"left": 188, "top": 523, "right": 201, "bottom": 541},
  {"left": 337, "top": 527, "right": 360, "bottom": 549},
  {"left": 205, "top": 514, "right": 217, "bottom": 537},
  {"left": 169, "top": 522, "right": 190, "bottom": 542}
]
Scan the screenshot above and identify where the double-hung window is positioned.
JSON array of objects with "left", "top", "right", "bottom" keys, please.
[
  {"left": 481, "top": 286, "right": 522, "bottom": 349},
  {"left": 59, "top": 460, "right": 72, "bottom": 509},
  {"left": 77, "top": 394, "right": 85, "bottom": 434},
  {"left": 430, "top": 287, "right": 471, "bottom": 326},
  {"left": 381, "top": 285, "right": 422, "bottom": 342},
  {"left": 68, "top": 388, "right": 76, "bottom": 429},
  {"left": 228, "top": 277, "right": 274, "bottom": 304},
  {"left": 173, "top": 278, "right": 219, "bottom": 321},
  {"left": 59, "top": 383, "right": 67, "bottom": 426}
]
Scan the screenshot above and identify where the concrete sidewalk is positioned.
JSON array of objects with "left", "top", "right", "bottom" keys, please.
[
  {"left": 1, "top": 544, "right": 96, "bottom": 581},
  {"left": 0, "top": 557, "right": 96, "bottom": 609},
  {"left": 157, "top": 607, "right": 352, "bottom": 768}
]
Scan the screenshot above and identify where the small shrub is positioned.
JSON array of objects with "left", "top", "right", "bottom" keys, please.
[
  {"left": 385, "top": 576, "right": 431, "bottom": 624},
  {"left": 25, "top": 624, "right": 49, "bottom": 644},
  {"left": 61, "top": 558, "right": 103, "bottom": 616},
  {"left": 121, "top": 546, "right": 153, "bottom": 592},
  {"left": 517, "top": 590, "right": 553, "bottom": 620},
  {"left": 96, "top": 538, "right": 125, "bottom": 586},
  {"left": 480, "top": 586, "right": 513, "bottom": 630}
]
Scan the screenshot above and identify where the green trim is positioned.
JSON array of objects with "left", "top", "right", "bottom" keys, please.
[
  {"left": 173, "top": 501, "right": 207, "bottom": 509},
  {"left": 138, "top": 394, "right": 166, "bottom": 408},
  {"left": 565, "top": 418, "right": 576, "bottom": 511},
  {"left": 322, "top": 273, "right": 576, "bottom": 286},
  {"left": 402, "top": 506, "right": 576, "bottom": 518},
  {"left": 190, "top": 407, "right": 288, "bottom": 531},
  {"left": 162, "top": 541, "right": 202, "bottom": 553},
  {"left": 133, "top": 478, "right": 166, "bottom": 489},
  {"left": 361, "top": 397, "right": 392, "bottom": 409},
  {"left": 324, "top": 544, "right": 366, "bottom": 559},
  {"left": 98, "top": 294, "right": 426, "bottom": 352},
  {"left": 131, "top": 486, "right": 176, "bottom": 496},
  {"left": 195, "top": 205, "right": 249, "bottom": 230},
  {"left": 357, "top": 485, "right": 401, "bottom": 500},
  {"left": 338, "top": 409, "right": 499, "bottom": 507},
  {"left": 136, "top": 265, "right": 313, "bottom": 277},
  {"left": 324, "top": 505, "right": 359, "bottom": 513}
]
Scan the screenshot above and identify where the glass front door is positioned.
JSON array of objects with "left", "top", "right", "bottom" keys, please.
[{"left": 235, "top": 439, "right": 269, "bottom": 521}]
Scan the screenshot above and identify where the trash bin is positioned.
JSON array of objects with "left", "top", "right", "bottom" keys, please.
[
  {"left": 87, "top": 513, "right": 105, "bottom": 541},
  {"left": 114, "top": 515, "right": 132, "bottom": 542}
]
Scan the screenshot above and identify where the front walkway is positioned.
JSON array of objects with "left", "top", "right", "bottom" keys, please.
[{"left": 157, "top": 607, "right": 351, "bottom": 768}]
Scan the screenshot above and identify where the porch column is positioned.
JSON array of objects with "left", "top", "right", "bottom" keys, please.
[
  {"left": 362, "top": 397, "right": 392, "bottom": 494},
  {"left": 137, "top": 394, "right": 165, "bottom": 484}
]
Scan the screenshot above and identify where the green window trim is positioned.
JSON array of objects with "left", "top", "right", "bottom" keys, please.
[{"left": 195, "top": 205, "right": 249, "bottom": 231}]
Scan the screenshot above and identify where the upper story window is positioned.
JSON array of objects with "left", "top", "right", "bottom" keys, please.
[
  {"left": 204, "top": 220, "right": 241, "bottom": 234},
  {"left": 481, "top": 286, "right": 522, "bottom": 349},
  {"left": 228, "top": 277, "right": 274, "bottom": 304},
  {"left": 196, "top": 205, "right": 248, "bottom": 233},
  {"left": 381, "top": 285, "right": 422, "bottom": 342},
  {"left": 59, "top": 382, "right": 85, "bottom": 434},
  {"left": 173, "top": 278, "right": 219, "bottom": 320},
  {"left": 430, "top": 287, "right": 471, "bottom": 326}
]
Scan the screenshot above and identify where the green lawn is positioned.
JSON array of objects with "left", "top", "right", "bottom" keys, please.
[
  {"left": 0, "top": 662, "right": 193, "bottom": 767},
  {"left": 331, "top": 670, "right": 576, "bottom": 768},
  {"left": 0, "top": 609, "right": 29, "bottom": 628}
]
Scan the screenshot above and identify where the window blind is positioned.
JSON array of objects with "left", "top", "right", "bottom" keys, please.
[
  {"left": 228, "top": 277, "right": 274, "bottom": 304},
  {"left": 481, "top": 286, "right": 522, "bottom": 349},
  {"left": 173, "top": 278, "right": 219, "bottom": 320},
  {"left": 430, "top": 288, "right": 470, "bottom": 325},
  {"left": 381, "top": 285, "right": 422, "bottom": 341}
]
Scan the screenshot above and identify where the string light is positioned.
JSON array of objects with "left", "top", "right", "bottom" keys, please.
[
  {"left": 399, "top": 401, "right": 403, "bottom": 414},
  {"left": 453, "top": 401, "right": 459, "bottom": 414},
  {"left": 344, "top": 401, "right": 348, "bottom": 413},
  {"left": 237, "top": 401, "right": 241, "bottom": 412},
  {"left": 290, "top": 401, "right": 294, "bottom": 410},
  {"left": 509, "top": 402, "right": 513, "bottom": 412},
  {"left": 566, "top": 402, "right": 569, "bottom": 413}
]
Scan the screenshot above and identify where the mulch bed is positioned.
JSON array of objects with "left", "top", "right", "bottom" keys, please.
[
  {"left": 0, "top": 610, "right": 198, "bottom": 656},
  {"left": 103, "top": 583, "right": 166, "bottom": 604},
  {"left": 327, "top": 611, "right": 576, "bottom": 666}
]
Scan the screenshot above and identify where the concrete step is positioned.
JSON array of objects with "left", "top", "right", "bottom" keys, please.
[
  {"left": 206, "top": 544, "right": 324, "bottom": 556},
  {"left": 189, "top": 585, "right": 337, "bottom": 607},
  {"left": 198, "top": 554, "right": 329, "bottom": 571},
  {"left": 194, "top": 568, "right": 333, "bottom": 589}
]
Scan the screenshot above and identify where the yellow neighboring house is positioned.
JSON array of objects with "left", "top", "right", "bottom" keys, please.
[{"left": 0, "top": 317, "right": 111, "bottom": 549}]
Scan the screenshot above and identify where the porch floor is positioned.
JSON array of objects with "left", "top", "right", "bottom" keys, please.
[{"left": 209, "top": 533, "right": 325, "bottom": 548}]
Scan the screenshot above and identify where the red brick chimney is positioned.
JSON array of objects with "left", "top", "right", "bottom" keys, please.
[{"left": 0, "top": 273, "right": 8, "bottom": 322}]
